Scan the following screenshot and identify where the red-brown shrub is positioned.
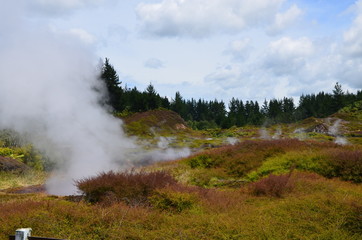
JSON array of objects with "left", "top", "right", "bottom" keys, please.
[
  {"left": 250, "top": 173, "right": 294, "bottom": 198},
  {"left": 76, "top": 170, "right": 177, "bottom": 206},
  {"left": 322, "top": 149, "right": 362, "bottom": 182}
]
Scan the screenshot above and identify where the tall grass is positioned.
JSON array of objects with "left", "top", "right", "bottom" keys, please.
[
  {"left": 0, "top": 170, "right": 47, "bottom": 190},
  {"left": 1, "top": 174, "right": 362, "bottom": 239}
]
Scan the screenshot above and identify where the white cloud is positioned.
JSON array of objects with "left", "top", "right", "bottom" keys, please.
[
  {"left": 69, "top": 28, "right": 97, "bottom": 45},
  {"left": 144, "top": 58, "right": 164, "bottom": 69},
  {"left": 336, "top": 0, "right": 362, "bottom": 88},
  {"left": 343, "top": 0, "right": 362, "bottom": 58},
  {"left": 205, "top": 36, "right": 327, "bottom": 101},
  {"left": 205, "top": 26, "right": 362, "bottom": 102},
  {"left": 205, "top": 63, "right": 294, "bottom": 101},
  {"left": 263, "top": 37, "right": 314, "bottom": 76},
  {"left": 28, "top": 0, "right": 111, "bottom": 16},
  {"left": 225, "top": 38, "right": 252, "bottom": 60},
  {"left": 267, "top": 4, "right": 303, "bottom": 35},
  {"left": 136, "top": 0, "right": 286, "bottom": 38}
]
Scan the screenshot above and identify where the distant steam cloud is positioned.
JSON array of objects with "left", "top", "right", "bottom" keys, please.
[
  {"left": 259, "top": 128, "right": 271, "bottom": 140},
  {"left": 259, "top": 127, "right": 282, "bottom": 140},
  {"left": 327, "top": 118, "right": 349, "bottom": 145}
]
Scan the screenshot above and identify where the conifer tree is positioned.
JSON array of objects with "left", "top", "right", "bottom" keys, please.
[{"left": 100, "top": 58, "right": 123, "bottom": 111}]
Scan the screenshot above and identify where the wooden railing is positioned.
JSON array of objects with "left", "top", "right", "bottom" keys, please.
[
  {"left": 9, "top": 237, "right": 66, "bottom": 240},
  {"left": 9, "top": 228, "right": 66, "bottom": 240}
]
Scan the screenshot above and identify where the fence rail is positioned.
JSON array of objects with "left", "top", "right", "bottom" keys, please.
[{"left": 9, "top": 236, "right": 66, "bottom": 240}]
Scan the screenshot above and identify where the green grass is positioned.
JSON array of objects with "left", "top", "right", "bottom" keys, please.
[
  {"left": 0, "top": 170, "right": 47, "bottom": 190},
  {"left": 0, "top": 173, "right": 361, "bottom": 239},
  {"left": 1, "top": 108, "right": 362, "bottom": 239}
]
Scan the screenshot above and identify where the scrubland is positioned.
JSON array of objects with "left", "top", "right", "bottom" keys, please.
[{"left": 0, "top": 109, "right": 362, "bottom": 239}]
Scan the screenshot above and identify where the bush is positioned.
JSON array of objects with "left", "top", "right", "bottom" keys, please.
[
  {"left": 246, "top": 151, "right": 325, "bottom": 182},
  {"left": 245, "top": 147, "right": 362, "bottom": 183},
  {"left": 321, "top": 149, "right": 362, "bottom": 183},
  {"left": 149, "top": 188, "right": 198, "bottom": 213},
  {"left": 188, "top": 168, "right": 229, "bottom": 187},
  {"left": 76, "top": 170, "right": 177, "bottom": 206},
  {"left": 188, "top": 155, "right": 214, "bottom": 168},
  {"left": 250, "top": 173, "right": 294, "bottom": 198}
]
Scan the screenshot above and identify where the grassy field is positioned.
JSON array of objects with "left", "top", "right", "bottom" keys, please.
[
  {"left": 0, "top": 170, "right": 361, "bottom": 239},
  {"left": 0, "top": 109, "right": 361, "bottom": 239}
]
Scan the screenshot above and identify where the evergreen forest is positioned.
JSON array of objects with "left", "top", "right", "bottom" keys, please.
[{"left": 100, "top": 58, "right": 362, "bottom": 129}]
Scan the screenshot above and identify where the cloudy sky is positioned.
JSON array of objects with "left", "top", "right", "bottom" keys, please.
[{"left": 3, "top": 0, "right": 362, "bottom": 103}]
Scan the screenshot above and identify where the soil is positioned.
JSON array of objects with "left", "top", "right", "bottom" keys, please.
[{"left": 0, "top": 156, "right": 30, "bottom": 172}]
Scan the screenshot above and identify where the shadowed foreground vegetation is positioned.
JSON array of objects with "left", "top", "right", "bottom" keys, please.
[
  {"left": 1, "top": 139, "right": 362, "bottom": 240},
  {"left": 0, "top": 171, "right": 361, "bottom": 239}
]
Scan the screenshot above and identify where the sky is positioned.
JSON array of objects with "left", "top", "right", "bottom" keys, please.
[{"left": 3, "top": 0, "right": 362, "bottom": 104}]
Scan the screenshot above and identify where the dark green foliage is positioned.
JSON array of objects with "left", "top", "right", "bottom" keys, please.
[
  {"left": 144, "top": 83, "right": 163, "bottom": 110},
  {"left": 171, "top": 91, "right": 187, "bottom": 119},
  {"left": 188, "top": 155, "right": 214, "bottom": 168},
  {"left": 187, "top": 120, "right": 218, "bottom": 130},
  {"left": 99, "top": 58, "right": 124, "bottom": 111}
]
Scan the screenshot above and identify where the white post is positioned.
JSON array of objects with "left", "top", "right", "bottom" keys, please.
[{"left": 15, "top": 228, "right": 32, "bottom": 240}]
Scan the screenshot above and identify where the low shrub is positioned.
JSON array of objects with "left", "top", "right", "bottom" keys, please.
[
  {"left": 187, "top": 155, "right": 214, "bottom": 168},
  {"left": 188, "top": 168, "right": 229, "bottom": 187},
  {"left": 0, "top": 147, "right": 23, "bottom": 160},
  {"left": 149, "top": 188, "right": 198, "bottom": 213},
  {"left": 183, "top": 139, "right": 302, "bottom": 178},
  {"left": 244, "top": 146, "right": 362, "bottom": 183},
  {"left": 322, "top": 149, "right": 362, "bottom": 183},
  {"left": 76, "top": 170, "right": 177, "bottom": 206},
  {"left": 246, "top": 151, "right": 325, "bottom": 181},
  {"left": 250, "top": 173, "right": 294, "bottom": 198}
]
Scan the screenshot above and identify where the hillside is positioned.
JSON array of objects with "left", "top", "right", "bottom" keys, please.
[
  {"left": 0, "top": 106, "right": 361, "bottom": 239},
  {"left": 122, "top": 109, "right": 189, "bottom": 136}
]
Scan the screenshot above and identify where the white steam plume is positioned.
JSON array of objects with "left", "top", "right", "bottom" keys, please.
[
  {"left": 0, "top": 2, "right": 135, "bottom": 195},
  {"left": 259, "top": 128, "right": 271, "bottom": 140},
  {"left": 327, "top": 119, "right": 349, "bottom": 145}
]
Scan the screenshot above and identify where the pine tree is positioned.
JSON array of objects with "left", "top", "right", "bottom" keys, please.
[
  {"left": 145, "top": 83, "right": 161, "bottom": 110},
  {"left": 332, "top": 82, "right": 344, "bottom": 112},
  {"left": 100, "top": 58, "right": 123, "bottom": 111}
]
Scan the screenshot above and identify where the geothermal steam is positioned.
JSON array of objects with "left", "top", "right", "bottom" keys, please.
[{"left": 0, "top": 3, "right": 136, "bottom": 195}]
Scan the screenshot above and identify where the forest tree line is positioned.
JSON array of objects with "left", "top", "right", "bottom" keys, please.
[{"left": 100, "top": 58, "right": 362, "bottom": 129}]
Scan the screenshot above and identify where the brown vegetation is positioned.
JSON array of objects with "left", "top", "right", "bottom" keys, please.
[
  {"left": 250, "top": 173, "right": 294, "bottom": 197},
  {"left": 122, "top": 109, "right": 188, "bottom": 133},
  {"left": 0, "top": 156, "right": 30, "bottom": 172},
  {"left": 76, "top": 170, "right": 178, "bottom": 206}
]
